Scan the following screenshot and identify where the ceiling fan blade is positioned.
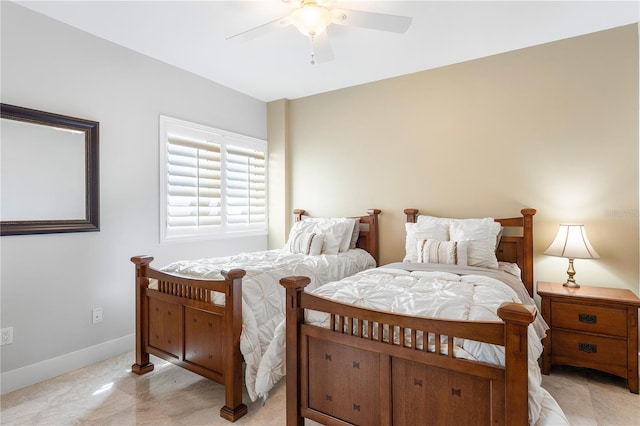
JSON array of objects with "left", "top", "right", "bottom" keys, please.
[
  {"left": 226, "top": 16, "right": 292, "bottom": 43},
  {"left": 310, "top": 31, "right": 334, "bottom": 64},
  {"left": 331, "top": 8, "right": 412, "bottom": 33}
]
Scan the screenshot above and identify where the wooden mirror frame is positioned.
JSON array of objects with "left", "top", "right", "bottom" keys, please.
[{"left": 1, "top": 104, "right": 100, "bottom": 236}]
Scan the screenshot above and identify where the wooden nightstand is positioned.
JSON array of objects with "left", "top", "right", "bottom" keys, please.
[{"left": 537, "top": 281, "right": 640, "bottom": 394}]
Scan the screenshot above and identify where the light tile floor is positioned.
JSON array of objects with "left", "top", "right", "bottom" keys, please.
[
  {"left": 541, "top": 364, "right": 640, "bottom": 426},
  {"left": 1, "top": 351, "right": 639, "bottom": 425}
]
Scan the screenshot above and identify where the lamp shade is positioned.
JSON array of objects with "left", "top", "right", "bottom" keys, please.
[{"left": 544, "top": 224, "right": 600, "bottom": 259}]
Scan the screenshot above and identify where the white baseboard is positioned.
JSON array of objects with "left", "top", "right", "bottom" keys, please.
[{"left": 1, "top": 334, "right": 134, "bottom": 395}]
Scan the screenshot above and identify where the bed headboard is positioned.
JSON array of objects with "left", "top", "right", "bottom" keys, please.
[
  {"left": 293, "top": 209, "right": 381, "bottom": 266},
  {"left": 403, "top": 208, "right": 536, "bottom": 296}
]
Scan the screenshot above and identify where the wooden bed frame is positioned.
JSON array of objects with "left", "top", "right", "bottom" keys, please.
[
  {"left": 130, "top": 208, "right": 380, "bottom": 422},
  {"left": 281, "top": 208, "right": 538, "bottom": 425}
]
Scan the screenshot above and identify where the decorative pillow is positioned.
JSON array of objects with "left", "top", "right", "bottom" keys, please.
[
  {"left": 449, "top": 219, "right": 501, "bottom": 269},
  {"left": 495, "top": 226, "right": 504, "bottom": 253},
  {"left": 285, "top": 231, "right": 324, "bottom": 255},
  {"left": 349, "top": 220, "right": 360, "bottom": 249},
  {"left": 403, "top": 222, "right": 450, "bottom": 262},
  {"left": 338, "top": 218, "right": 358, "bottom": 252},
  {"left": 289, "top": 217, "right": 355, "bottom": 254},
  {"left": 416, "top": 239, "right": 468, "bottom": 265},
  {"left": 418, "top": 215, "right": 503, "bottom": 253},
  {"left": 309, "top": 234, "right": 324, "bottom": 255}
]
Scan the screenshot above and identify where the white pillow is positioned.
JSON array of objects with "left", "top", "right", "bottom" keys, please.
[
  {"left": 349, "top": 220, "right": 360, "bottom": 250},
  {"left": 418, "top": 215, "right": 502, "bottom": 252},
  {"left": 403, "top": 222, "right": 449, "bottom": 262},
  {"left": 339, "top": 218, "right": 358, "bottom": 252},
  {"left": 449, "top": 218, "right": 501, "bottom": 269},
  {"left": 416, "top": 215, "right": 455, "bottom": 228},
  {"left": 416, "top": 239, "right": 468, "bottom": 265},
  {"left": 285, "top": 231, "right": 324, "bottom": 255},
  {"left": 287, "top": 220, "right": 316, "bottom": 237},
  {"left": 495, "top": 226, "right": 504, "bottom": 252},
  {"left": 289, "top": 217, "right": 355, "bottom": 254}
]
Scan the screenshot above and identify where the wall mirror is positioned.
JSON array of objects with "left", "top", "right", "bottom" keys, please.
[{"left": 1, "top": 104, "right": 99, "bottom": 236}]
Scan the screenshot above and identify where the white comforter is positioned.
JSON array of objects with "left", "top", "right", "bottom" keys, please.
[
  {"left": 256, "top": 263, "right": 568, "bottom": 425},
  {"left": 161, "top": 248, "right": 376, "bottom": 401}
]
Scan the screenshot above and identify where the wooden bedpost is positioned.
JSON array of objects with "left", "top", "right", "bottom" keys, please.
[
  {"left": 497, "top": 302, "right": 536, "bottom": 426},
  {"left": 366, "top": 208, "right": 381, "bottom": 265},
  {"left": 520, "top": 208, "right": 536, "bottom": 296},
  {"left": 280, "top": 276, "right": 311, "bottom": 426},
  {"left": 293, "top": 209, "right": 306, "bottom": 222},
  {"left": 131, "top": 255, "right": 155, "bottom": 375},
  {"left": 220, "top": 269, "right": 248, "bottom": 422},
  {"left": 404, "top": 208, "right": 419, "bottom": 223}
]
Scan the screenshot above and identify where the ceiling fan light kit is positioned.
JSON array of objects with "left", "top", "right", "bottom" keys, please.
[
  {"left": 291, "top": 0, "right": 333, "bottom": 36},
  {"left": 227, "top": 0, "right": 412, "bottom": 64}
]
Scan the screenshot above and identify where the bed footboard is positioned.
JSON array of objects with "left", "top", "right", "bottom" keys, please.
[
  {"left": 281, "top": 276, "right": 535, "bottom": 426},
  {"left": 131, "top": 256, "right": 248, "bottom": 422}
]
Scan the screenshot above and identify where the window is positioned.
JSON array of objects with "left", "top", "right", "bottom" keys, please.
[{"left": 159, "top": 116, "right": 267, "bottom": 243}]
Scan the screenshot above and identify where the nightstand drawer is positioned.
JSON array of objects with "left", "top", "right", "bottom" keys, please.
[
  {"left": 551, "top": 302, "right": 627, "bottom": 337},
  {"left": 552, "top": 330, "right": 627, "bottom": 375}
]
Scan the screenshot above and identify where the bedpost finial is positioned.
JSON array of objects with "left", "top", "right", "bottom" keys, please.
[
  {"left": 497, "top": 302, "right": 536, "bottom": 325},
  {"left": 521, "top": 208, "right": 536, "bottom": 217},
  {"left": 404, "top": 208, "right": 419, "bottom": 223},
  {"left": 131, "top": 255, "right": 154, "bottom": 265},
  {"left": 222, "top": 269, "right": 247, "bottom": 280},
  {"left": 280, "top": 276, "right": 311, "bottom": 289}
]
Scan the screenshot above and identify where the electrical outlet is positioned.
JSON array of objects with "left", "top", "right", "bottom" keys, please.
[
  {"left": 1, "top": 327, "right": 14, "bottom": 345},
  {"left": 92, "top": 307, "right": 103, "bottom": 324}
]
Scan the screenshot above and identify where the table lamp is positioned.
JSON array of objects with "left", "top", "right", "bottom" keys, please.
[{"left": 544, "top": 224, "right": 599, "bottom": 288}]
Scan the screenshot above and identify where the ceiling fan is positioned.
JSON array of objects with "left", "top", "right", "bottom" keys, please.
[{"left": 226, "top": 0, "right": 412, "bottom": 64}]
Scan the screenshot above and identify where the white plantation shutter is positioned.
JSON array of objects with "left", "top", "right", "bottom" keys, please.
[
  {"left": 167, "top": 135, "right": 222, "bottom": 229},
  {"left": 160, "top": 116, "right": 267, "bottom": 243},
  {"left": 226, "top": 143, "right": 266, "bottom": 225}
]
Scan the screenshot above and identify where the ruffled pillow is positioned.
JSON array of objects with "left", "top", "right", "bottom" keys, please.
[
  {"left": 449, "top": 219, "right": 501, "bottom": 269},
  {"left": 287, "top": 217, "right": 356, "bottom": 254}
]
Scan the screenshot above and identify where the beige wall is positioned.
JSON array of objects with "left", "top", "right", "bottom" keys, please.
[
  {"left": 268, "top": 24, "right": 639, "bottom": 296},
  {"left": 267, "top": 99, "right": 291, "bottom": 248}
]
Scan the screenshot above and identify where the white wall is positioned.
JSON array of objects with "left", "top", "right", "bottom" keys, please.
[{"left": 0, "top": 2, "right": 267, "bottom": 393}]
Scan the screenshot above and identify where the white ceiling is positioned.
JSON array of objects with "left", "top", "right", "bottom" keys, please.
[{"left": 15, "top": 1, "right": 640, "bottom": 102}]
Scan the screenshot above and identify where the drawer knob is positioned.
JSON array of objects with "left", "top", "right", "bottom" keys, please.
[
  {"left": 578, "top": 313, "right": 597, "bottom": 324},
  {"left": 579, "top": 343, "right": 597, "bottom": 353}
]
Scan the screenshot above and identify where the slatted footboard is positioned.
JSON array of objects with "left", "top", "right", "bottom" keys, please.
[
  {"left": 131, "top": 255, "right": 248, "bottom": 422},
  {"left": 281, "top": 276, "right": 536, "bottom": 426}
]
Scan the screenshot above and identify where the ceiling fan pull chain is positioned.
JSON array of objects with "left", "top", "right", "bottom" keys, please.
[{"left": 309, "top": 34, "right": 317, "bottom": 65}]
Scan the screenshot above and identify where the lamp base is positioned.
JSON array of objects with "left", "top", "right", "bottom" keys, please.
[{"left": 562, "top": 258, "right": 580, "bottom": 288}]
